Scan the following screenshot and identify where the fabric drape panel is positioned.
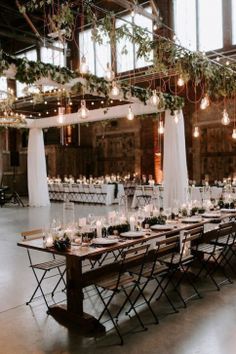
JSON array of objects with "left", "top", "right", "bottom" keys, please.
[
  {"left": 163, "top": 110, "right": 188, "bottom": 209},
  {"left": 27, "top": 128, "right": 50, "bottom": 207}
]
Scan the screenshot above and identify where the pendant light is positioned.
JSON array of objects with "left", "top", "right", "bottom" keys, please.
[
  {"left": 177, "top": 75, "right": 185, "bottom": 87},
  {"left": 78, "top": 100, "right": 89, "bottom": 119},
  {"left": 150, "top": 89, "right": 159, "bottom": 106},
  {"left": 111, "top": 81, "right": 120, "bottom": 96},
  {"left": 158, "top": 120, "right": 164, "bottom": 134},
  {"left": 127, "top": 106, "right": 134, "bottom": 120},
  {"left": 200, "top": 93, "right": 210, "bottom": 110},
  {"left": 105, "top": 63, "right": 115, "bottom": 82},
  {"left": 193, "top": 126, "right": 200, "bottom": 138},
  {"left": 221, "top": 108, "right": 230, "bottom": 125},
  {"left": 80, "top": 55, "right": 88, "bottom": 74}
]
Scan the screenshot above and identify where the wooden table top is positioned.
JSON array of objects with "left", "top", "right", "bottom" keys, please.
[{"left": 17, "top": 212, "right": 235, "bottom": 261}]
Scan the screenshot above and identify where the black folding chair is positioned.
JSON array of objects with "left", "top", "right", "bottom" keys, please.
[
  {"left": 21, "top": 229, "right": 66, "bottom": 308},
  {"left": 209, "top": 221, "right": 236, "bottom": 276},
  {"left": 191, "top": 225, "right": 233, "bottom": 291},
  {"left": 158, "top": 227, "right": 203, "bottom": 307},
  {"left": 93, "top": 243, "right": 151, "bottom": 345}
]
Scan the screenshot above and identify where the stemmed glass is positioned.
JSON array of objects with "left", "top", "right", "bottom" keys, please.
[
  {"left": 101, "top": 217, "right": 110, "bottom": 237},
  {"left": 164, "top": 208, "right": 172, "bottom": 221}
]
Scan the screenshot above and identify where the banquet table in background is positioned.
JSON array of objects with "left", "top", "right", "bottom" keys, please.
[
  {"left": 131, "top": 185, "right": 236, "bottom": 209},
  {"left": 48, "top": 183, "right": 125, "bottom": 206}
]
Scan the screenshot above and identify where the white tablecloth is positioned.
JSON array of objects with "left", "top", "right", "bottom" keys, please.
[{"left": 48, "top": 182, "right": 125, "bottom": 205}]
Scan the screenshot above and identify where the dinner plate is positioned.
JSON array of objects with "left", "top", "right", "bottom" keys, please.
[
  {"left": 151, "top": 224, "right": 174, "bottom": 231},
  {"left": 202, "top": 213, "right": 221, "bottom": 218},
  {"left": 92, "top": 238, "right": 119, "bottom": 246},
  {"left": 181, "top": 217, "right": 202, "bottom": 223},
  {"left": 120, "top": 231, "right": 145, "bottom": 238},
  {"left": 221, "top": 208, "right": 236, "bottom": 213}
]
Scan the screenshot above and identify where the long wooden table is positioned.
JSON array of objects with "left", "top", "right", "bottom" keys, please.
[{"left": 17, "top": 212, "right": 235, "bottom": 333}]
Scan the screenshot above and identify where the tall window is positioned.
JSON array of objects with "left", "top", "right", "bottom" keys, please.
[
  {"left": 116, "top": 8, "right": 153, "bottom": 73},
  {"left": 79, "top": 7, "right": 153, "bottom": 76},
  {"left": 79, "top": 29, "right": 111, "bottom": 76},
  {"left": 16, "top": 49, "right": 37, "bottom": 97},
  {"left": 174, "top": 0, "right": 223, "bottom": 52},
  {"left": 40, "top": 41, "right": 65, "bottom": 67}
]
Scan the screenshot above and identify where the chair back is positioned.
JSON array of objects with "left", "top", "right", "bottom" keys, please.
[
  {"left": 218, "top": 221, "right": 234, "bottom": 244},
  {"left": 155, "top": 234, "right": 180, "bottom": 266},
  {"left": 21, "top": 229, "right": 44, "bottom": 265},
  {"left": 180, "top": 226, "right": 204, "bottom": 259},
  {"left": 118, "top": 243, "right": 150, "bottom": 285}
]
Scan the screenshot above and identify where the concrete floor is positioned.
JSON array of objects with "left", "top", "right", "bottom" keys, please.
[{"left": 1, "top": 202, "right": 236, "bottom": 353}]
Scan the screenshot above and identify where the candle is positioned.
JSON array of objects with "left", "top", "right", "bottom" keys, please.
[
  {"left": 45, "top": 234, "right": 54, "bottom": 247},
  {"left": 129, "top": 216, "right": 135, "bottom": 231},
  {"left": 96, "top": 220, "right": 102, "bottom": 237}
]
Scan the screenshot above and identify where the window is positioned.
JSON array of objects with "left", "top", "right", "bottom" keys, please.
[
  {"left": 116, "top": 8, "right": 153, "bottom": 73},
  {"left": 79, "top": 29, "right": 95, "bottom": 75},
  {"left": 198, "top": 0, "right": 223, "bottom": 51},
  {"left": 116, "top": 15, "right": 134, "bottom": 73},
  {"left": 40, "top": 41, "right": 65, "bottom": 67},
  {"left": 173, "top": 0, "right": 197, "bottom": 51},
  {"left": 79, "top": 6, "right": 153, "bottom": 75},
  {"left": 0, "top": 77, "right": 8, "bottom": 93},
  {"left": 16, "top": 49, "right": 37, "bottom": 97},
  {"left": 174, "top": 0, "right": 223, "bottom": 52},
  {"left": 232, "top": 0, "right": 236, "bottom": 45},
  {"left": 79, "top": 29, "right": 111, "bottom": 77}
]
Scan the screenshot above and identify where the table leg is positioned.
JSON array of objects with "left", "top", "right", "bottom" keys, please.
[{"left": 48, "top": 255, "right": 105, "bottom": 334}]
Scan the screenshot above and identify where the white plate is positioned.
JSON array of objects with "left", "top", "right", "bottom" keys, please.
[
  {"left": 182, "top": 217, "right": 202, "bottom": 223},
  {"left": 92, "top": 238, "right": 119, "bottom": 246},
  {"left": 151, "top": 224, "right": 174, "bottom": 231},
  {"left": 202, "top": 213, "right": 221, "bottom": 218},
  {"left": 120, "top": 231, "right": 145, "bottom": 238},
  {"left": 221, "top": 208, "right": 236, "bottom": 213}
]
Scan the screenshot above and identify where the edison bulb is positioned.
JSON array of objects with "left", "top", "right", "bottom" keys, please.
[
  {"left": 127, "top": 106, "right": 134, "bottom": 120},
  {"left": 232, "top": 128, "right": 236, "bottom": 139},
  {"left": 80, "top": 56, "right": 88, "bottom": 74},
  {"left": 111, "top": 81, "right": 120, "bottom": 96},
  {"left": 200, "top": 94, "right": 210, "bottom": 110},
  {"left": 105, "top": 63, "right": 115, "bottom": 82},
  {"left": 221, "top": 109, "right": 230, "bottom": 125},
  {"left": 193, "top": 126, "right": 200, "bottom": 138},
  {"left": 158, "top": 121, "right": 164, "bottom": 134},
  {"left": 150, "top": 89, "right": 159, "bottom": 106},
  {"left": 177, "top": 76, "right": 184, "bottom": 87},
  {"left": 174, "top": 111, "right": 179, "bottom": 124},
  {"left": 78, "top": 100, "right": 89, "bottom": 119}
]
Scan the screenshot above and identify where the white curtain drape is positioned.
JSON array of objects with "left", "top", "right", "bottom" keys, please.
[
  {"left": 163, "top": 110, "right": 188, "bottom": 209},
  {"left": 27, "top": 128, "right": 50, "bottom": 207}
]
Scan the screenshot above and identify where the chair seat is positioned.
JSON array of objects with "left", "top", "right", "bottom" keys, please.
[
  {"left": 159, "top": 253, "right": 194, "bottom": 265},
  {"left": 95, "top": 272, "right": 134, "bottom": 291},
  {"left": 211, "top": 235, "right": 235, "bottom": 246},
  {"left": 32, "top": 258, "right": 66, "bottom": 271},
  {"left": 129, "top": 262, "right": 169, "bottom": 278},
  {"left": 192, "top": 243, "right": 223, "bottom": 254}
]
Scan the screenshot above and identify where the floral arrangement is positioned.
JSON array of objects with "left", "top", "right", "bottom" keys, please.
[
  {"left": 53, "top": 234, "right": 71, "bottom": 251},
  {"left": 218, "top": 199, "right": 236, "bottom": 209},
  {"left": 142, "top": 215, "right": 166, "bottom": 228},
  {"left": 107, "top": 223, "right": 130, "bottom": 235}
]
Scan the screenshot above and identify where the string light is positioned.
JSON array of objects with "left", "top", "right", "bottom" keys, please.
[
  {"left": 232, "top": 128, "right": 236, "bottom": 139},
  {"left": 177, "top": 75, "right": 185, "bottom": 87},
  {"left": 78, "top": 99, "right": 89, "bottom": 119},
  {"left": 127, "top": 106, "right": 134, "bottom": 120},
  {"left": 105, "top": 62, "right": 115, "bottom": 81},
  {"left": 193, "top": 126, "right": 200, "bottom": 138},
  {"left": 221, "top": 108, "right": 230, "bottom": 125},
  {"left": 80, "top": 55, "right": 89, "bottom": 74},
  {"left": 174, "top": 111, "right": 179, "bottom": 124},
  {"left": 111, "top": 81, "right": 120, "bottom": 96},
  {"left": 200, "top": 94, "right": 210, "bottom": 110},
  {"left": 150, "top": 89, "right": 159, "bottom": 106},
  {"left": 153, "top": 23, "right": 158, "bottom": 31},
  {"left": 158, "top": 120, "right": 164, "bottom": 134}
]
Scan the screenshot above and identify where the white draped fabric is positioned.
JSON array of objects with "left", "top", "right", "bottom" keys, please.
[
  {"left": 27, "top": 128, "right": 50, "bottom": 207},
  {"left": 163, "top": 110, "right": 188, "bottom": 209}
]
